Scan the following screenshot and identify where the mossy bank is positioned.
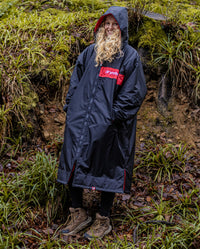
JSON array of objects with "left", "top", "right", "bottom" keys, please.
[{"left": 0, "top": 0, "right": 199, "bottom": 151}]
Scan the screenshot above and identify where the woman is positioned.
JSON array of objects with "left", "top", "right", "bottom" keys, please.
[{"left": 57, "top": 6, "right": 147, "bottom": 240}]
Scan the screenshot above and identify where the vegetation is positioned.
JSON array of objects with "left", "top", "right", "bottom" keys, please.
[
  {"left": 134, "top": 142, "right": 188, "bottom": 182},
  {"left": 154, "top": 28, "right": 200, "bottom": 103},
  {"left": 0, "top": 139, "right": 200, "bottom": 248},
  {"left": 0, "top": 0, "right": 102, "bottom": 151},
  {"left": 0, "top": 0, "right": 199, "bottom": 150},
  {"left": 0, "top": 0, "right": 200, "bottom": 248}
]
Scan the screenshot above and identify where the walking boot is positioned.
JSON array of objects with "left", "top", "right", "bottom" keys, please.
[
  {"left": 61, "top": 207, "right": 92, "bottom": 235},
  {"left": 84, "top": 213, "right": 112, "bottom": 240}
]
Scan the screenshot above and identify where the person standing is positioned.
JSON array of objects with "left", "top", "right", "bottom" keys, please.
[{"left": 57, "top": 6, "right": 147, "bottom": 240}]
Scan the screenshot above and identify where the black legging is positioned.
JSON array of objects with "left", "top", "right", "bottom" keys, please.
[{"left": 68, "top": 184, "right": 115, "bottom": 217}]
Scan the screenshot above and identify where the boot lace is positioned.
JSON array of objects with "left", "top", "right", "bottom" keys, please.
[
  {"left": 65, "top": 210, "right": 79, "bottom": 226},
  {"left": 91, "top": 219, "right": 107, "bottom": 232}
]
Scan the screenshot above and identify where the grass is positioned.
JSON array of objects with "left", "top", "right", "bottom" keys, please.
[
  {"left": 0, "top": 149, "right": 68, "bottom": 246},
  {"left": 0, "top": 140, "right": 200, "bottom": 247},
  {"left": 116, "top": 187, "right": 200, "bottom": 248},
  {"left": 154, "top": 29, "right": 200, "bottom": 103},
  {"left": 134, "top": 142, "right": 188, "bottom": 182}
]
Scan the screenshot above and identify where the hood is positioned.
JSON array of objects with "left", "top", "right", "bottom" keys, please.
[{"left": 94, "top": 6, "right": 129, "bottom": 45}]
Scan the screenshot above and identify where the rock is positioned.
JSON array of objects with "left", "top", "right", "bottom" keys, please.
[
  {"left": 142, "top": 10, "right": 167, "bottom": 21},
  {"left": 157, "top": 73, "right": 172, "bottom": 116},
  {"left": 131, "top": 8, "right": 167, "bottom": 21}
]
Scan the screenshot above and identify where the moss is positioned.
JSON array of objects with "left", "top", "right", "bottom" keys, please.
[
  {"left": 0, "top": 0, "right": 103, "bottom": 144},
  {"left": 130, "top": 18, "right": 167, "bottom": 59},
  {"left": 61, "top": 0, "right": 109, "bottom": 11},
  {"left": 0, "top": 0, "right": 19, "bottom": 19},
  {"left": 149, "top": 0, "right": 200, "bottom": 27},
  {"left": 16, "top": 0, "right": 112, "bottom": 12}
]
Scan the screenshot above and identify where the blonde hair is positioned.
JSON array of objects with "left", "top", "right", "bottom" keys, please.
[{"left": 95, "top": 26, "right": 123, "bottom": 66}]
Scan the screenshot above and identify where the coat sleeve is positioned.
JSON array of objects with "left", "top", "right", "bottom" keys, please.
[
  {"left": 63, "top": 46, "right": 92, "bottom": 112},
  {"left": 112, "top": 53, "right": 147, "bottom": 121}
]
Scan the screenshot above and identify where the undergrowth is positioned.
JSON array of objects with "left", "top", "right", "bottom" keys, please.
[
  {"left": 154, "top": 29, "right": 200, "bottom": 104},
  {"left": 0, "top": 140, "right": 200, "bottom": 248},
  {"left": 0, "top": 0, "right": 105, "bottom": 151},
  {"left": 0, "top": 149, "right": 68, "bottom": 248},
  {"left": 134, "top": 142, "right": 188, "bottom": 182}
]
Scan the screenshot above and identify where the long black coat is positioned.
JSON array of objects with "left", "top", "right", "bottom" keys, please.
[{"left": 57, "top": 6, "right": 147, "bottom": 194}]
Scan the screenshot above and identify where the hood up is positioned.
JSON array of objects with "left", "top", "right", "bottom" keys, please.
[{"left": 94, "top": 6, "right": 129, "bottom": 45}]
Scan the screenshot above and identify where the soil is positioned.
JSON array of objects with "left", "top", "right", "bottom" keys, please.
[
  {"left": 136, "top": 80, "right": 200, "bottom": 149},
  {"left": 39, "top": 80, "right": 200, "bottom": 150}
]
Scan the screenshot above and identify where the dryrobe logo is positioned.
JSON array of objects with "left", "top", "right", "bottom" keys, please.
[
  {"left": 99, "top": 67, "right": 124, "bottom": 85},
  {"left": 105, "top": 70, "right": 118, "bottom": 76}
]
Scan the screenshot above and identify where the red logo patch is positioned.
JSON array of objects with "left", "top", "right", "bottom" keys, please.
[{"left": 99, "top": 67, "right": 124, "bottom": 85}]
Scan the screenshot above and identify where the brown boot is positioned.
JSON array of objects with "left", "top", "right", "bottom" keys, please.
[
  {"left": 61, "top": 207, "right": 92, "bottom": 235},
  {"left": 84, "top": 213, "right": 112, "bottom": 240}
]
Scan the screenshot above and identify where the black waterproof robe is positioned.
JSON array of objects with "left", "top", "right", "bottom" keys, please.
[{"left": 57, "top": 6, "right": 147, "bottom": 194}]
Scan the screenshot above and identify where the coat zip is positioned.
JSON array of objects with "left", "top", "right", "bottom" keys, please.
[{"left": 71, "top": 64, "right": 102, "bottom": 171}]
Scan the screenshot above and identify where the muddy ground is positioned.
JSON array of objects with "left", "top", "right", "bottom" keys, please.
[{"left": 39, "top": 79, "right": 200, "bottom": 150}]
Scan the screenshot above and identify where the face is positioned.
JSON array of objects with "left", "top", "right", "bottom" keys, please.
[{"left": 104, "top": 15, "right": 119, "bottom": 36}]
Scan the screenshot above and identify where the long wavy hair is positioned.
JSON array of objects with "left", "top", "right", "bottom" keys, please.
[{"left": 95, "top": 25, "right": 123, "bottom": 66}]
